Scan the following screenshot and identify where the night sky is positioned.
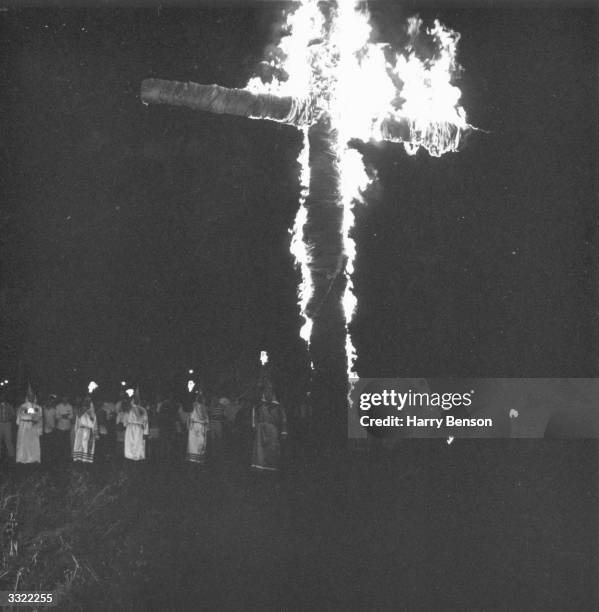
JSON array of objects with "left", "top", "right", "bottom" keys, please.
[{"left": 0, "top": 2, "right": 596, "bottom": 399}]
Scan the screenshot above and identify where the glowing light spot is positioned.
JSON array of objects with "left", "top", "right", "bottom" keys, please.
[{"left": 87, "top": 381, "right": 98, "bottom": 393}]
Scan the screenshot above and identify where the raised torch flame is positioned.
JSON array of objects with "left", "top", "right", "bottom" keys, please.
[
  {"left": 260, "top": 351, "right": 269, "bottom": 366},
  {"left": 88, "top": 381, "right": 98, "bottom": 393}
]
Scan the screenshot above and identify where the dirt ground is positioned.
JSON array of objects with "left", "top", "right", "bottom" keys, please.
[{"left": 1, "top": 439, "right": 597, "bottom": 611}]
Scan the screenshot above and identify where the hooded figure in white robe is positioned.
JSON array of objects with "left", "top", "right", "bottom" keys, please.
[
  {"left": 16, "top": 396, "right": 43, "bottom": 464},
  {"left": 123, "top": 402, "right": 149, "bottom": 461},
  {"left": 186, "top": 396, "right": 209, "bottom": 464},
  {"left": 72, "top": 399, "right": 99, "bottom": 463}
]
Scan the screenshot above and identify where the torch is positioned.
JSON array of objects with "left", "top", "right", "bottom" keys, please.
[{"left": 187, "top": 368, "right": 197, "bottom": 393}]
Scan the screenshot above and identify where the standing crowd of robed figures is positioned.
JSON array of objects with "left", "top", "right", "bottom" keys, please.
[{"left": 0, "top": 386, "right": 302, "bottom": 472}]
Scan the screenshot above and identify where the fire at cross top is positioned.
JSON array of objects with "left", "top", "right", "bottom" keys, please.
[{"left": 140, "top": 1, "right": 470, "bottom": 382}]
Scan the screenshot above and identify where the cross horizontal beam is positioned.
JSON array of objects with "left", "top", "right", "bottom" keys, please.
[
  {"left": 141, "top": 78, "right": 314, "bottom": 127},
  {"left": 140, "top": 78, "right": 413, "bottom": 144}
]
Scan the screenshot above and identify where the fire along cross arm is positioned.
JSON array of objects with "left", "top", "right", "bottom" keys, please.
[
  {"left": 141, "top": 78, "right": 315, "bottom": 127},
  {"left": 140, "top": 78, "right": 414, "bottom": 143}
]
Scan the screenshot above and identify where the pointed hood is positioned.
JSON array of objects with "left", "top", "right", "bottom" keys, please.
[{"left": 25, "top": 383, "right": 36, "bottom": 404}]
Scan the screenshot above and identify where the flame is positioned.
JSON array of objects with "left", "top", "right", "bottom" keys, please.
[
  {"left": 125, "top": 388, "right": 134, "bottom": 398},
  {"left": 246, "top": 1, "right": 324, "bottom": 102},
  {"left": 260, "top": 350, "right": 269, "bottom": 366},
  {"left": 247, "top": 1, "right": 468, "bottom": 377},
  {"left": 390, "top": 17, "right": 468, "bottom": 157},
  {"left": 337, "top": 147, "right": 369, "bottom": 376},
  {"left": 87, "top": 381, "right": 98, "bottom": 393},
  {"left": 188, "top": 380, "right": 196, "bottom": 393},
  {"left": 289, "top": 128, "right": 313, "bottom": 345}
]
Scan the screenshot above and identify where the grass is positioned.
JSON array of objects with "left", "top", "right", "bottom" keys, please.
[{"left": 0, "top": 440, "right": 596, "bottom": 610}]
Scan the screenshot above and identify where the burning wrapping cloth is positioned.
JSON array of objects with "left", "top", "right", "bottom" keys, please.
[{"left": 141, "top": 79, "right": 314, "bottom": 126}]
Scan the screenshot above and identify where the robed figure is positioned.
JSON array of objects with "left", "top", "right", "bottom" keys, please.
[
  {"left": 186, "top": 394, "right": 210, "bottom": 464},
  {"left": 16, "top": 390, "right": 43, "bottom": 464},
  {"left": 251, "top": 393, "right": 288, "bottom": 472},
  {"left": 72, "top": 398, "right": 99, "bottom": 463},
  {"left": 123, "top": 399, "right": 149, "bottom": 461}
]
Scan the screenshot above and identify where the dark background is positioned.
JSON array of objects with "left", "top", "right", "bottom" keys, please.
[
  {"left": 0, "top": 2, "right": 596, "bottom": 398},
  {"left": 0, "top": 5, "right": 597, "bottom": 610}
]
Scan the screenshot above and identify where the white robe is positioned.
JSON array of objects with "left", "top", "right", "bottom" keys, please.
[
  {"left": 123, "top": 407, "right": 148, "bottom": 461},
  {"left": 72, "top": 410, "right": 98, "bottom": 463},
  {"left": 186, "top": 403, "right": 209, "bottom": 463},
  {"left": 16, "top": 402, "right": 42, "bottom": 464}
]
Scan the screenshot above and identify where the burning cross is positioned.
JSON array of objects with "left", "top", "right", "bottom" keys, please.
[{"left": 141, "top": 1, "right": 469, "bottom": 381}]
